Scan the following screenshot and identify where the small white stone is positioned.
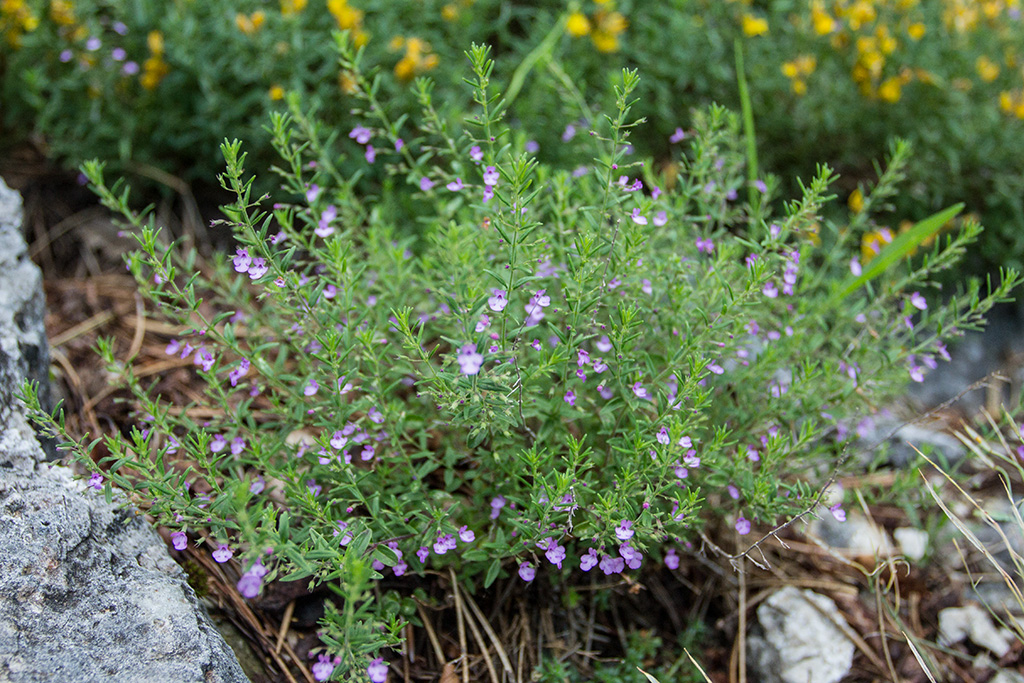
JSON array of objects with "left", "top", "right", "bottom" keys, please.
[
  {"left": 939, "top": 605, "right": 1013, "bottom": 657},
  {"left": 894, "top": 527, "right": 928, "bottom": 561}
]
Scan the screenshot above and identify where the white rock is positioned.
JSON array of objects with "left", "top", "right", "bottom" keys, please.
[
  {"left": 747, "top": 587, "right": 855, "bottom": 683},
  {"left": 811, "top": 511, "right": 894, "bottom": 558},
  {"left": 894, "top": 527, "right": 928, "bottom": 561},
  {"left": 938, "top": 604, "right": 1014, "bottom": 657}
]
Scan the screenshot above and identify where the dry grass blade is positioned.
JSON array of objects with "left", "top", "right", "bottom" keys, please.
[
  {"left": 448, "top": 568, "right": 470, "bottom": 683},
  {"left": 902, "top": 630, "right": 938, "bottom": 683},
  {"left": 637, "top": 667, "right": 662, "bottom": 683},
  {"left": 415, "top": 601, "right": 447, "bottom": 668},
  {"left": 685, "top": 649, "right": 714, "bottom": 683},
  {"left": 460, "top": 587, "right": 515, "bottom": 680},
  {"left": 918, "top": 450, "right": 1024, "bottom": 611}
]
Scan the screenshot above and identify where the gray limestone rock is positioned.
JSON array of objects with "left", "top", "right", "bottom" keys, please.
[
  {"left": 747, "top": 586, "right": 855, "bottom": 683},
  {"left": 0, "top": 179, "right": 249, "bottom": 683}
]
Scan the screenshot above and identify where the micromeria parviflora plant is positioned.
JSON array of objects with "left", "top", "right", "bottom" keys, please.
[{"left": 21, "top": 38, "right": 1021, "bottom": 681}]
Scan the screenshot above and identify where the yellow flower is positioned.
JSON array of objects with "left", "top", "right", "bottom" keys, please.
[
  {"left": 907, "top": 22, "right": 925, "bottom": 40},
  {"left": 591, "top": 30, "right": 619, "bottom": 52},
  {"left": 792, "top": 79, "right": 807, "bottom": 95},
  {"left": 353, "top": 29, "right": 369, "bottom": 47},
  {"left": 339, "top": 72, "right": 357, "bottom": 94},
  {"left": 394, "top": 55, "right": 417, "bottom": 81},
  {"left": 781, "top": 61, "right": 799, "bottom": 79},
  {"left": 388, "top": 35, "right": 405, "bottom": 51},
  {"left": 269, "top": 85, "right": 285, "bottom": 100},
  {"left": 741, "top": 13, "right": 768, "bottom": 37},
  {"left": 566, "top": 11, "right": 591, "bottom": 37},
  {"left": 235, "top": 11, "right": 266, "bottom": 35},
  {"left": 975, "top": 55, "right": 999, "bottom": 82},
  {"left": 848, "top": 188, "right": 864, "bottom": 214},
  {"left": 49, "top": 0, "right": 75, "bottom": 26},
  {"left": 847, "top": 0, "right": 876, "bottom": 30},
  {"left": 328, "top": 0, "right": 363, "bottom": 30},
  {"left": 280, "top": 0, "right": 307, "bottom": 16},
  {"left": 147, "top": 30, "right": 165, "bottom": 55},
  {"left": 441, "top": 4, "right": 458, "bottom": 21},
  {"left": 421, "top": 53, "right": 439, "bottom": 70},
  {"left": 861, "top": 228, "right": 894, "bottom": 261},
  {"left": 999, "top": 90, "right": 1014, "bottom": 113},
  {"left": 811, "top": 2, "right": 835, "bottom": 34},
  {"left": 878, "top": 76, "right": 901, "bottom": 102},
  {"left": 140, "top": 56, "right": 170, "bottom": 90}
]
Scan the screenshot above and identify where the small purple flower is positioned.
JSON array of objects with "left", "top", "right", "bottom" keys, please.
[
  {"left": 122, "top": 61, "right": 140, "bottom": 75},
  {"left": 60, "top": 49, "right": 74, "bottom": 63},
  {"left": 349, "top": 126, "right": 372, "bottom": 144},
  {"left": 237, "top": 572, "right": 262, "bottom": 599},
  {"left": 233, "top": 248, "right": 252, "bottom": 273},
  {"left": 367, "top": 657, "right": 388, "bottom": 683},
  {"left": 518, "top": 561, "right": 536, "bottom": 582},
  {"left": 86, "top": 37, "right": 102, "bottom": 51},
  {"left": 599, "top": 554, "right": 625, "bottom": 575},
  {"left": 482, "top": 166, "right": 499, "bottom": 186},
  {"left": 490, "top": 495, "right": 506, "bottom": 519},
  {"left": 87, "top": 472, "right": 103, "bottom": 490},
  {"left": 910, "top": 292, "right": 928, "bottom": 310},
  {"left": 210, "top": 434, "right": 227, "bottom": 453},
  {"left": 446, "top": 178, "right": 464, "bottom": 192},
  {"left": 664, "top": 548, "right": 680, "bottom": 570},
  {"left": 580, "top": 548, "right": 599, "bottom": 571},
  {"left": 113, "top": 21, "right": 128, "bottom": 35},
  {"left": 669, "top": 127, "right": 686, "bottom": 143},
  {"left": 307, "top": 479, "right": 322, "bottom": 496},
  {"left": 111, "top": 47, "right": 127, "bottom": 61},
  {"left": 735, "top": 517, "right": 751, "bottom": 535},
  {"left": 630, "top": 208, "right": 648, "bottom": 225},
  {"left": 312, "top": 654, "right": 337, "bottom": 682},
  {"left": 488, "top": 289, "right": 508, "bottom": 312},
  {"left": 563, "top": 390, "right": 576, "bottom": 406},
  {"left": 695, "top": 237, "right": 714, "bottom": 254},
  {"left": 542, "top": 539, "right": 566, "bottom": 568},
  {"left": 419, "top": 177, "right": 435, "bottom": 191},
  {"left": 231, "top": 437, "right": 246, "bottom": 455},
  {"left": 304, "top": 379, "right": 319, "bottom": 396},
  {"left": 909, "top": 365, "right": 924, "bottom": 383},
  {"left": 459, "top": 526, "right": 475, "bottom": 543},
  {"left": 525, "top": 140, "right": 539, "bottom": 153},
  {"left": 829, "top": 503, "right": 847, "bottom": 522},
  {"left": 762, "top": 281, "right": 779, "bottom": 298},
  {"left": 561, "top": 124, "right": 576, "bottom": 142},
  {"left": 247, "top": 258, "right": 268, "bottom": 280},
  {"left": 171, "top": 531, "right": 188, "bottom": 550},
  {"left": 365, "top": 145, "right": 376, "bottom": 164},
  {"left": 632, "top": 382, "right": 649, "bottom": 400},
  {"left": 615, "top": 520, "right": 634, "bottom": 541},
  {"left": 470, "top": 146, "right": 483, "bottom": 162},
  {"left": 249, "top": 476, "right": 265, "bottom": 494},
  {"left": 306, "top": 184, "right": 321, "bottom": 202},
  {"left": 850, "top": 258, "right": 863, "bottom": 276},
  {"left": 457, "top": 344, "right": 484, "bottom": 375},
  {"left": 656, "top": 427, "right": 670, "bottom": 445},
  {"left": 212, "top": 544, "right": 234, "bottom": 563}
]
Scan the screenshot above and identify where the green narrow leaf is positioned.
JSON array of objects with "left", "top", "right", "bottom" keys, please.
[
  {"left": 734, "top": 39, "right": 758, "bottom": 206},
  {"left": 834, "top": 203, "right": 963, "bottom": 301},
  {"left": 483, "top": 558, "right": 502, "bottom": 588}
]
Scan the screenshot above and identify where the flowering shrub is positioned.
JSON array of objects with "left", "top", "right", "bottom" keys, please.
[
  {"left": 5, "top": 1, "right": 1024, "bottom": 271},
  {"left": 22, "top": 40, "right": 1020, "bottom": 680}
]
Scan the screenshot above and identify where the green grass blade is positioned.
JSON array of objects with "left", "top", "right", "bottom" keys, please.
[
  {"left": 833, "top": 203, "right": 963, "bottom": 301},
  {"left": 734, "top": 39, "right": 758, "bottom": 207}
]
